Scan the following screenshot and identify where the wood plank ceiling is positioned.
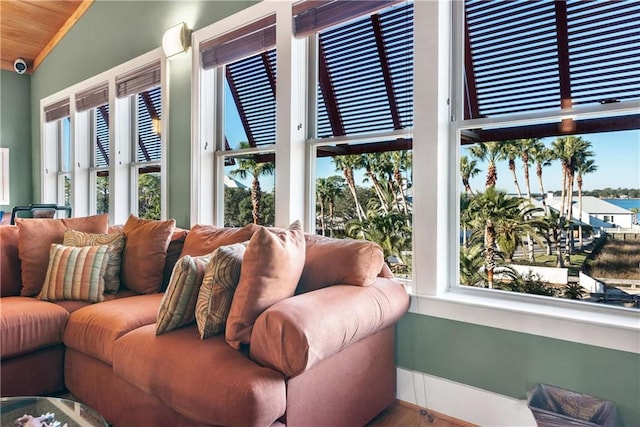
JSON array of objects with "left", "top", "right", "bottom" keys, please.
[{"left": 0, "top": 0, "right": 93, "bottom": 74}]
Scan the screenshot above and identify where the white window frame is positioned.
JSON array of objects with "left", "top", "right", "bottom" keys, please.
[
  {"left": 40, "top": 48, "right": 168, "bottom": 225},
  {"left": 192, "top": 1, "right": 306, "bottom": 228},
  {"left": 409, "top": 0, "right": 638, "bottom": 354},
  {"left": 190, "top": 0, "right": 639, "bottom": 354}
]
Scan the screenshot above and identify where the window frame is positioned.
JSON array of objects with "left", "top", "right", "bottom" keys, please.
[
  {"left": 40, "top": 48, "right": 168, "bottom": 224},
  {"left": 189, "top": 0, "right": 639, "bottom": 354}
]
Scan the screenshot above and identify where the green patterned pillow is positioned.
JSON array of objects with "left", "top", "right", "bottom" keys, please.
[
  {"left": 196, "top": 242, "right": 247, "bottom": 339},
  {"left": 39, "top": 244, "right": 109, "bottom": 303},
  {"left": 156, "top": 254, "right": 211, "bottom": 335},
  {"left": 63, "top": 229, "right": 126, "bottom": 293}
]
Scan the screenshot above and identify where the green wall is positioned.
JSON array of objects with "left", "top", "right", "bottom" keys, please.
[
  {"left": 0, "top": 70, "right": 32, "bottom": 212},
  {"left": 397, "top": 313, "right": 640, "bottom": 426},
  {"left": 29, "top": 0, "right": 258, "bottom": 228}
]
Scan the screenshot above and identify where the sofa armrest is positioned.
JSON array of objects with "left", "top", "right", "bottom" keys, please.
[{"left": 249, "top": 277, "right": 410, "bottom": 378}]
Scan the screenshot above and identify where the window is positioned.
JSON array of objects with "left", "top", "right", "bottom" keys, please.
[
  {"left": 40, "top": 50, "right": 166, "bottom": 223},
  {"left": 42, "top": 98, "right": 71, "bottom": 207},
  {"left": 198, "top": 14, "right": 277, "bottom": 226},
  {"left": 115, "top": 60, "right": 163, "bottom": 220},
  {"left": 454, "top": 0, "right": 640, "bottom": 307},
  {"left": 76, "top": 82, "right": 110, "bottom": 215},
  {"left": 299, "top": 1, "right": 414, "bottom": 277}
]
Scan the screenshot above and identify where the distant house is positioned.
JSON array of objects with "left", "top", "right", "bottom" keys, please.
[
  {"left": 545, "top": 193, "right": 634, "bottom": 229},
  {"left": 224, "top": 176, "right": 248, "bottom": 189}
]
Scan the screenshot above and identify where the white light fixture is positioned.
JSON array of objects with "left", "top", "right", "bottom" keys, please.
[{"left": 162, "top": 22, "right": 190, "bottom": 58}]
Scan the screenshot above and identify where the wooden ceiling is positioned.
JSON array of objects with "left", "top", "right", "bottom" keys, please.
[{"left": 0, "top": 0, "right": 93, "bottom": 74}]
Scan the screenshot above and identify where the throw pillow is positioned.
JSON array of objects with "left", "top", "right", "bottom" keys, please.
[
  {"left": 161, "top": 228, "right": 190, "bottom": 291},
  {"left": 225, "top": 221, "right": 305, "bottom": 349},
  {"left": 180, "top": 223, "right": 259, "bottom": 257},
  {"left": 16, "top": 214, "right": 109, "bottom": 297},
  {"left": 296, "top": 234, "right": 385, "bottom": 294},
  {"left": 63, "top": 229, "right": 126, "bottom": 293},
  {"left": 121, "top": 214, "right": 176, "bottom": 294},
  {"left": 39, "top": 244, "right": 109, "bottom": 303},
  {"left": 156, "top": 254, "right": 211, "bottom": 335},
  {"left": 195, "top": 242, "right": 247, "bottom": 339}
]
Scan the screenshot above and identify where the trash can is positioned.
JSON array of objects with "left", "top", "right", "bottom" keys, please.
[{"left": 527, "top": 384, "right": 619, "bottom": 427}]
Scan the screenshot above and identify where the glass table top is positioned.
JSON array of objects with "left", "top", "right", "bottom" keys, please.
[{"left": 1, "top": 396, "right": 108, "bottom": 427}]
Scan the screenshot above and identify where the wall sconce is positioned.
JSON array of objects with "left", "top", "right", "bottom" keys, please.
[{"left": 162, "top": 22, "right": 190, "bottom": 58}]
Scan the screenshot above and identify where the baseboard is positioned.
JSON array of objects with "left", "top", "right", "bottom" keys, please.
[
  {"left": 395, "top": 399, "right": 479, "bottom": 427},
  {"left": 396, "top": 368, "right": 537, "bottom": 427}
]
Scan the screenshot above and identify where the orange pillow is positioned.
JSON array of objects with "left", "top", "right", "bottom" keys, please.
[
  {"left": 296, "top": 234, "right": 385, "bottom": 294},
  {"left": 1, "top": 226, "right": 22, "bottom": 297},
  {"left": 180, "top": 223, "right": 259, "bottom": 257},
  {"left": 16, "top": 215, "right": 109, "bottom": 297},
  {"left": 225, "top": 221, "right": 305, "bottom": 350},
  {"left": 121, "top": 215, "right": 176, "bottom": 294}
]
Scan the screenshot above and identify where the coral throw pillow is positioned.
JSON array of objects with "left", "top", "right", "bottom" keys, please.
[
  {"left": 16, "top": 214, "right": 109, "bottom": 297},
  {"left": 180, "top": 223, "right": 258, "bottom": 257},
  {"left": 156, "top": 254, "right": 211, "bottom": 335},
  {"left": 63, "top": 229, "right": 126, "bottom": 293},
  {"left": 121, "top": 215, "right": 176, "bottom": 294},
  {"left": 225, "top": 221, "right": 305, "bottom": 349},
  {"left": 196, "top": 242, "right": 247, "bottom": 339},
  {"left": 297, "top": 234, "right": 385, "bottom": 294},
  {"left": 39, "top": 244, "right": 109, "bottom": 303}
]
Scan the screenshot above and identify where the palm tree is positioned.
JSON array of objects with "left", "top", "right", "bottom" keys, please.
[
  {"left": 530, "top": 142, "right": 553, "bottom": 215},
  {"left": 576, "top": 157, "right": 597, "bottom": 249},
  {"left": 500, "top": 140, "right": 523, "bottom": 197},
  {"left": 333, "top": 154, "right": 366, "bottom": 221},
  {"left": 459, "top": 243, "right": 486, "bottom": 287},
  {"left": 390, "top": 150, "right": 411, "bottom": 216},
  {"left": 358, "top": 153, "right": 390, "bottom": 214},
  {"left": 316, "top": 175, "right": 345, "bottom": 236},
  {"left": 460, "top": 155, "right": 480, "bottom": 195},
  {"left": 468, "top": 141, "right": 502, "bottom": 189},
  {"left": 229, "top": 142, "right": 275, "bottom": 225},
  {"left": 467, "top": 187, "right": 526, "bottom": 288}
]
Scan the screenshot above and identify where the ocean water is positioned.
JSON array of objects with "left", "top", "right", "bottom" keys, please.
[{"left": 605, "top": 199, "right": 640, "bottom": 210}]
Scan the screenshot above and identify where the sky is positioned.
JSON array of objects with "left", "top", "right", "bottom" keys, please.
[{"left": 461, "top": 130, "right": 640, "bottom": 195}]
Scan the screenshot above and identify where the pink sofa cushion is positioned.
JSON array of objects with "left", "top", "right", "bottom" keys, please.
[
  {"left": 0, "top": 296, "right": 69, "bottom": 358},
  {"left": 1, "top": 225, "right": 21, "bottom": 297},
  {"left": 16, "top": 215, "right": 109, "bottom": 297},
  {"left": 63, "top": 294, "right": 163, "bottom": 364},
  {"left": 250, "top": 277, "right": 410, "bottom": 378},
  {"left": 179, "top": 223, "right": 258, "bottom": 257},
  {"left": 297, "top": 234, "right": 385, "bottom": 294},
  {"left": 225, "top": 221, "right": 305, "bottom": 349},
  {"left": 112, "top": 325, "right": 286, "bottom": 426},
  {"left": 121, "top": 215, "right": 176, "bottom": 294}
]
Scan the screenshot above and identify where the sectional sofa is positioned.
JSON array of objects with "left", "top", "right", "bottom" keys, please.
[{"left": 0, "top": 214, "right": 410, "bottom": 426}]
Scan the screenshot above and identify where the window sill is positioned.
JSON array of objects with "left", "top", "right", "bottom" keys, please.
[{"left": 406, "top": 285, "right": 640, "bottom": 353}]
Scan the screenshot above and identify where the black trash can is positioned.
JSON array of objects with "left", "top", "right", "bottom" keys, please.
[{"left": 527, "top": 384, "right": 619, "bottom": 427}]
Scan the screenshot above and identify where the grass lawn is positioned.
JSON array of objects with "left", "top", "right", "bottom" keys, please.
[
  {"left": 512, "top": 253, "right": 588, "bottom": 276},
  {"left": 587, "top": 238, "right": 640, "bottom": 280}
]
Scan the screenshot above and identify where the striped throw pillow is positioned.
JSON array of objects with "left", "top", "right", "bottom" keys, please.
[
  {"left": 196, "top": 242, "right": 246, "bottom": 339},
  {"left": 39, "top": 244, "right": 110, "bottom": 303},
  {"left": 63, "top": 229, "right": 126, "bottom": 293},
  {"left": 156, "top": 254, "right": 211, "bottom": 335}
]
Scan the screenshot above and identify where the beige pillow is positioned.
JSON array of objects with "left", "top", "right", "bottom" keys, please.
[
  {"left": 63, "top": 230, "right": 126, "bottom": 293},
  {"left": 16, "top": 214, "right": 109, "bottom": 296},
  {"left": 121, "top": 215, "right": 176, "bottom": 294},
  {"left": 225, "top": 221, "right": 305, "bottom": 349},
  {"left": 195, "top": 242, "right": 247, "bottom": 339},
  {"left": 156, "top": 254, "right": 211, "bottom": 335},
  {"left": 39, "top": 244, "right": 109, "bottom": 303}
]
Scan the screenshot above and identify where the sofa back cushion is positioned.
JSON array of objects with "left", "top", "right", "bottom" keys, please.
[
  {"left": 296, "top": 234, "right": 385, "bottom": 294},
  {"left": 16, "top": 215, "right": 109, "bottom": 297},
  {"left": 1, "top": 225, "right": 22, "bottom": 297},
  {"left": 225, "top": 221, "right": 305, "bottom": 350},
  {"left": 121, "top": 215, "right": 176, "bottom": 294},
  {"left": 180, "top": 223, "right": 258, "bottom": 257}
]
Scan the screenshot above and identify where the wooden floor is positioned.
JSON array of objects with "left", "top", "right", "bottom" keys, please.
[{"left": 366, "top": 401, "right": 474, "bottom": 427}]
